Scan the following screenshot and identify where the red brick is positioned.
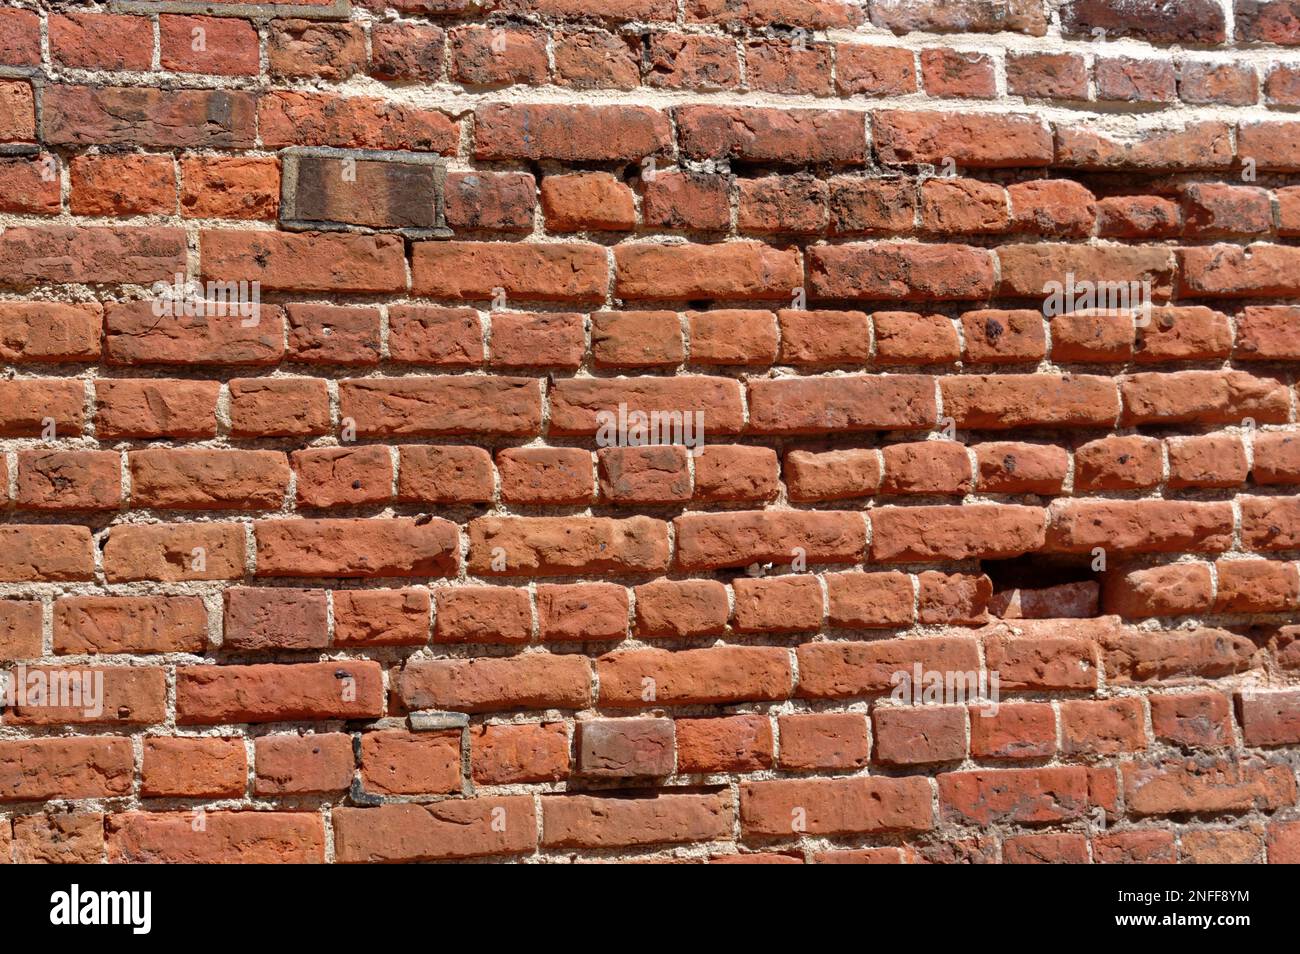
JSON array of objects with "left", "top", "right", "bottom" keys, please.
[
  {"left": 50, "top": 13, "right": 153, "bottom": 70},
  {"left": 1216, "top": 560, "right": 1299, "bottom": 613},
  {"left": 0, "top": 600, "right": 43, "bottom": 660},
  {"left": 291, "top": 446, "right": 392, "bottom": 509},
  {"left": 398, "top": 446, "right": 495, "bottom": 503},
  {"left": 874, "top": 310, "right": 960, "bottom": 365},
  {"left": 388, "top": 306, "right": 484, "bottom": 365},
  {"left": 537, "top": 582, "right": 628, "bottom": 642},
  {"left": 874, "top": 706, "right": 967, "bottom": 765},
  {"left": 223, "top": 587, "right": 328, "bottom": 652},
  {"left": 0, "top": 738, "right": 133, "bottom": 802},
  {"left": 269, "top": 18, "right": 366, "bottom": 80},
  {"left": 1007, "top": 52, "right": 1088, "bottom": 99},
  {"left": 678, "top": 105, "right": 866, "bottom": 164},
  {"left": 44, "top": 85, "right": 256, "bottom": 149},
  {"left": 0, "top": 382, "right": 83, "bottom": 441},
  {"left": 778, "top": 713, "right": 869, "bottom": 770},
  {"left": 732, "top": 576, "right": 822, "bottom": 633},
  {"left": 471, "top": 722, "right": 569, "bottom": 784},
  {"left": 259, "top": 91, "right": 456, "bottom": 152},
  {"left": 254, "top": 733, "right": 354, "bottom": 795},
  {"left": 542, "top": 173, "right": 636, "bottom": 231},
  {"left": 490, "top": 312, "right": 584, "bottom": 368},
  {"left": 161, "top": 15, "right": 260, "bottom": 75},
  {"left": 543, "top": 791, "right": 731, "bottom": 849},
  {"left": 102, "top": 522, "right": 244, "bottom": 583},
  {"left": 616, "top": 241, "right": 801, "bottom": 301},
  {"left": 741, "top": 776, "right": 933, "bottom": 837},
  {"left": 0, "top": 80, "right": 33, "bottom": 142},
  {"left": 398, "top": 654, "right": 591, "bottom": 713},
  {"left": 0, "top": 226, "right": 187, "bottom": 287},
  {"left": 143, "top": 737, "right": 247, "bottom": 798},
  {"left": 105, "top": 303, "right": 285, "bottom": 367},
  {"left": 334, "top": 800, "right": 535, "bottom": 863},
  {"left": 201, "top": 230, "right": 405, "bottom": 293},
  {"left": 1004, "top": 833, "right": 1089, "bottom": 864},
  {"left": 1150, "top": 692, "right": 1232, "bottom": 749},
  {"left": 1103, "top": 563, "right": 1214, "bottom": 618},
  {"left": 286, "top": 304, "right": 380, "bottom": 366},
  {"left": 750, "top": 374, "right": 935, "bottom": 433},
  {"left": 341, "top": 377, "right": 542, "bottom": 436},
  {"left": 745, "top": 39, "right": 833, "bottom": 96},
  {"left": 642, "top": 171, "right": 730, "bottom": 230},
  {"left": 12, "top": 814, "right": 104, "bottom": 865},
  {"left": 1242, "top": 495, "right": 1300, "bottom": 551},
  {"left": 591, "top": 311, "right": 684, "bottom": 368},
  {"left": 1075, "top": 435, "right": 1163, "bottom": 490},
  {"left": 1123, "top": 757, "right": 1296, "bottom": 815},
  {"left": 177, "top": 660, "right": 384, "bottom": 724},
  {"left": 435, "top": 172, "right": 531, "bottom": 233},
  {"left": 634, "top": 579, "right": 728, "bottom": 637},
  {"left": 970, "top": 703, "right": 1056, "bottom": 760},
  {"left": 1182, "top": 61, "right": 1258, "bottom": 106},
  {"left": 829, "top": 178, "right": 916, "bottom": 235},
  {"left": 676, "top": 715, "right": 773, "bottom": 773},
  {"left": 785, "top": 449, "right": 882, "bottom": 501},
  {"left": 476, "top": 103, "right": 671, "bottom": 161},
  {"left": 97, "top": 379, "right": 219, "bottom": 439},
  {"left": 130, "top": 448, "right": 288, "bottom": 511},
  {"left": 921, "top": 179, "right": 1009, "bottom": 235},
  {"left": 824, "top": 571, "right": 913, "bottom": 628},
  {"left": 1093, "top": 830, "right": 1176, "bottom": 864},
  {"left": 576, "top": 718, "right": 674, "bottom": 778},
  {"left": 1102, "top": 626, "right": 1255, "bottom": 684},
  {"left": 597, "top": 646, "right": 792, "bottom": 706},
  {"left": 1252, "top": 433, "right": 1300, "bottom": 484},
  {"left": 1048, "top": 499, "right": 1234, "bottom": 554},
  {"left": 881, "top": 441, "right": 972, "bottom": 494},
  {"left": 871, "top": 504, "right": 1045, "bottom": 562},
  {"left": 255, "top": 517, "right": 458, "bottom": 578},
  {"left": 16, "top": 450, "right": 120, "bottom": 511},
  {"left": 1061, "top": 698, "right": 1147, "bottom": 755},
  {"left": 974, "top": 441, "right": 1068, "bottom": 493},
  {"left": 921, "top": 49, "right": 996, "bottom": 98},
  {"left": 181, "top": 156, "right": 279, "bottom": 220},
  {"left": 1120, "top": 370, "right": 1288, "bottom": 425},
  {"left": 676, "top": 510, "right": 865, "bottom": 570},
  {"left": 598, "top": 446, "right": 690, "bottom": 505},
  {"left": 554, "top": 30, "right": 640, "bottom": 90},
  {"left": 229, "top": 379, "right": 330, "bottom": 438},
  {"left": 647, "top": 33, "right": 739, "bottom": 90},
  {"left": 0, "top": 8, "right": 40, "bottom": 66},
  {"left": 1058, "top": 121, "right": 1233, "bottom": 171},
  {"left": 918, "top": 570, "right": 992, "bottom": 625},
  {"left": 940, "top": 767, "right": 1090, "bottom": 825},
  {"left": 108, "top": 812, "right": 324, "bottom": 864},
  {"left": 54, "top": 596, "right": 207, "bottom": 656},
  {"left": 810, "top": 242, "right": 994, "bottom": 301},
  {"left": 1096, "top": 56, "right": 1177, "bottom": 103},
  {"left": 550, "top": 376, "right": 743, "bottom": 435},
  {"left": 873, "top": 110, "right": 1053, "bottom": 167},
  {"left": 412, "top": 241, "right": 606, "bottom": 302},
  {"left": 361, "top": 730, "right": 460, "bottom": 796},
  {"left": 334, "top": 588, "right": 430, "bottom": 647},
  {"left": 796, "top": 636, "right": 981, "bottom": 699},
  {"left": 0, "top": 155, "right": 61, "bottom": 215},
  {"left": 370, "top": 21, "right": 446, "bottom": 81},
  {"left": 1009, "top": 179, "right": 1096, "bottom": 237}
]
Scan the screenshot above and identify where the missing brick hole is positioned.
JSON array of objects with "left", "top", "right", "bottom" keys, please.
[{"left": 980, "top": 555, "right": 1101, "bottom": 620}]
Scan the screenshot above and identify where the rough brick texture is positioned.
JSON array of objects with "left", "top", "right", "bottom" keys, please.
[{"left": 2, "top": 0, "right": 1299, "bottom": 867}]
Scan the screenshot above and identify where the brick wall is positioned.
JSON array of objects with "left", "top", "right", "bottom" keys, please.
[{"left": 1, "top": 0, "right": 1300, "bottom": 864}]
